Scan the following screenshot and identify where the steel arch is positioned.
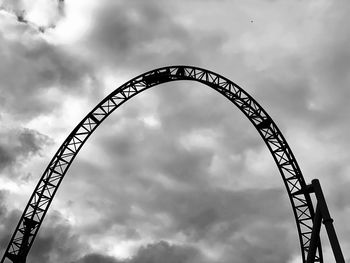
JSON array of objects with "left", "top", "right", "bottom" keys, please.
[{"left": 1, "top": 65, "right": 323, "bottom": 263}]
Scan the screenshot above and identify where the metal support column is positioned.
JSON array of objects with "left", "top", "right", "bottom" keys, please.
[
  {"left": 307, "top": 204, "right": 322, "bottom": 263},
  {"left": 307, "top": 179, "right": 345, "bottom": 263}
]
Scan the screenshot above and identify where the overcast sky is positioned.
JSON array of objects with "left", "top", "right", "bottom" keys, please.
[{"left": 0, "top": 0, "right": 350, "bottom": 262}]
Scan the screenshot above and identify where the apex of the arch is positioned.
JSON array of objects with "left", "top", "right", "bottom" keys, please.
[{"left": 175, "top": 66, "right": 185, "bottom": 76}]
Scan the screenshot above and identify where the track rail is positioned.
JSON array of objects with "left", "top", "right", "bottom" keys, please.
[{"left": 1, "top": 66, "right": 322, "bottom": 262}]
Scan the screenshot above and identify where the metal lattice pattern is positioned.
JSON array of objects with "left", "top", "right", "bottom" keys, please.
[{"left": 1, "top": 66, "right": 322, "bottom": 263}]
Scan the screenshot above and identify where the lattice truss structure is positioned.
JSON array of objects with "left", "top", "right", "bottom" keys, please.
[{"left": 1, "top": 66, "right": 322, "bottom": 263}]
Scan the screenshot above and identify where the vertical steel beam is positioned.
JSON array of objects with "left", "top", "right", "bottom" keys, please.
[
  {"left": 306, "top": 204, "right": 322, "bottom": 263},
  {"left": 311, "top": 179, "right": 344, "bottom": 263}
]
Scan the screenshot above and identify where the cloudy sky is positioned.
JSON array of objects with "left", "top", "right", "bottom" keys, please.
[{"left": 0, "top": 0, "right": 350, "bottom": 262}]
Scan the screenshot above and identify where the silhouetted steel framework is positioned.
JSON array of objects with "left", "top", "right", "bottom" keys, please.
[{"left": 1, "top": 66, "right": 344, "bottom": 263}]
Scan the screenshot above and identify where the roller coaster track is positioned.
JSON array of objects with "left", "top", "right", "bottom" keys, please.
[{"left": 2, "top": 65, "right": 343, "bottom": 262}]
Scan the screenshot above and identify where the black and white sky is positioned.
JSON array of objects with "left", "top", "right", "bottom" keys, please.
[{"left": 0, "top": 0, "right": 350, "bottom": 262}]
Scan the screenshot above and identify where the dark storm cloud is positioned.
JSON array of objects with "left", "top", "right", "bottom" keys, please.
[
  {"left": 0, "top": 128, "right": 52, "bottom": 173},
  {"left": 74, "top": 241, "right": 209, "bottom": 263},
  {"left": 0, "top": 22, "right": 97, "bottom": 120},
  {"left": 83, "top": 0, "right": 226, "bottom": 70},
  {"left": 28, "top": 211, "right": 86, "bottom": 263}
]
